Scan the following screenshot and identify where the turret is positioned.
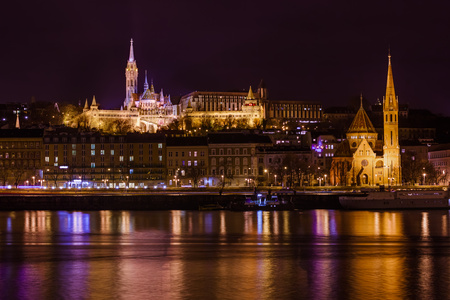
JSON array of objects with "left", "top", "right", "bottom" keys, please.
[
  {"left": 83, "top": 99, "right": 89, "bottom": 112},
  {"left": 90, "top": 95, "right": 98, "bottom": 110}
]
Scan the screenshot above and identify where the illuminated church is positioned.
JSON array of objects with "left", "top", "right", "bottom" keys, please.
[
  {"left": 81, "top": 39, "right": 177, "bottom": 132},
  {"left": 330, "top": 54, "right": 401, "bottom": 186},
  {"left": 80, "top": 39, "right": 268, "bottom": 132}
]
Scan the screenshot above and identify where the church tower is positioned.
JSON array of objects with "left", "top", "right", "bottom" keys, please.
[
  {"left": 124, "top": 39, "right": 138, "bottom": 109},
  {"left": 383, "top": 52, "right": 401, "bottom": 186}
]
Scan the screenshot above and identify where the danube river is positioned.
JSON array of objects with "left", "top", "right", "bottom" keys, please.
[{"left": 1, "top": 209, "right": 450, "bottom": 299}]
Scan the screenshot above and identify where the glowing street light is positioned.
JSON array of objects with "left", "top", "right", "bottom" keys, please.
[{"left": 423, "top": 173, "right": 426, "bottom": 185}]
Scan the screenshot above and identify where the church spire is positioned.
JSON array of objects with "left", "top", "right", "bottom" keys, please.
[
  {"left": 128, "top": 39, "right": 135, "bottom": 62},
  {"left": 384, "top": 50, "right": 397, "bottom": 110},
  {"left": 15, "top": 112, "right": 20, "bottom": 129},
  {"left": 150, "top": 79, "right": 155, "bottom": 93},
  {"left": 247, "top": 86, "right": 255, "bottom": 100},
  {"left": 83, "top": 98, "right": 89, "bottom": 112},
  {"left": 144, "top": 70, "right": 149, "bottom": 91}
]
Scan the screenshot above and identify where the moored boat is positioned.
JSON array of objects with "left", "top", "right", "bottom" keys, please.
[
  {"left": 228, "top": 193, "right": 295, "bottom": 211},
  {"left": 339, "top": 190, "right": 450, "bottom": 210}
]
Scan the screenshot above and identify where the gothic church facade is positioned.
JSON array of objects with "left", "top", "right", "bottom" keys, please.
[{"left": 330, "top": 54, "right": 402, "bottom": 186}]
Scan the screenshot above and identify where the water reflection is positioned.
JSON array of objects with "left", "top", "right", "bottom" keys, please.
[{"left": 1, "top": 210, "right": 450, "bottom": 299}]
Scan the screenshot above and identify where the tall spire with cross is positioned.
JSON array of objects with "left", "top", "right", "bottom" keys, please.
[{"left": 383, "top": 50, "right": 401, "bottom": 186}]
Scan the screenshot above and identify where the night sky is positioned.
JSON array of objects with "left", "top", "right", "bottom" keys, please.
[{"left": 2, "top": 1, "right": 450, "bottom": 115}]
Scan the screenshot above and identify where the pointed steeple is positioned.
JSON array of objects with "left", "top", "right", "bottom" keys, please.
[
  {"left": 150, "top": 79, "right": 155, "bottom": 93},
  {"left": 247, "top": 86, "right": 255, "bottom": 100},
  {"left": 91, "top": 95, "right": 97, "bottom": 107},
  {"left": 144, "top": 70, "right": 149, "bottom": 91},
  {"left": 128, "top": 39, "right": 135, "bottom": 62},
  {"left": 15, "top": 112, "right": 20, "bottom": 129},
  {"left": 384, "top": 50, "right": 397, "bottom": 110},
  {"left": 359, "top": 93, "right": 363, "bottom": 109},
  {"left": 83, "top": 98, "right": 89, "bottom": 112},
  {"left": 160, "top": 89, "right": 164, "bottom": 103}
]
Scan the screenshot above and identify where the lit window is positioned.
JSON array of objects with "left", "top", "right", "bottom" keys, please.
[
  {"left": 101, "top": 150, "right": 105, "bottom": 155},
  {"left": 91, "top": 163, "right": 95, "bottom": 168},
  {"left": 72, "top": 150, "right": 76, "bottom": 156},
  {"left": 194, "top": 151, "right": 197, "bottom": 157},
  {"left": 119, "top": 156, "right": 124, "bottom": 162},
  {"left": 91, "top": 150, "right": 95, "bottom": 155},
  {"left": 45, "top": 157, "right": 49, "bottom": 162},
  {"left": 91, "top": 144, "right": 95, "bottom": 150},
  {"left": 130, "top": 156, "right": 134, "bottom": 161},
  {"left": 111, "top": 150, "right": 114, "bottom": 155},
  {"left": 158, "top": 143, "right": 162, "bottom": 149},
  {"left": 159, "top": 156, "right": 162, "bottom": 161}
]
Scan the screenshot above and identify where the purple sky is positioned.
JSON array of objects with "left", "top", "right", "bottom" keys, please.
[{"left": 1, "top": 1, "right": 450, "bottom": 115}]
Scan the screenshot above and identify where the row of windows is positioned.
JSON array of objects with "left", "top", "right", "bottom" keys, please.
[
  {"left": 0, "top": 142, "right": 40, "bottom": 149},
  {"left": 210, "top": 148, "right": 249, "bottom": 155},
  {"left": 167, "top": 160, "right": 205, "bottom": 167},
  {"left": 0, "top": 152, "right": 40, "bottom": 159},
  {"left": 0, "top": 160, "right": 40, "bottom": 168},
  {"left": 168, "top": 151, "right": 205, "bottom": 157},
  {"left": 210, "top": 157, "right": 249, "bottom": 165}
]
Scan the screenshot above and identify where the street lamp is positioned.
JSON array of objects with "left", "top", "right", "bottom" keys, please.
[
  {"left": 32, "top": 176, "right": 35, "bottom": 186},
  {"left": 274, "top": 174, "right": 277, "bottom": 186},
  {"left": 423, "top": 173, "right": 426, "bottom": 185},
  {"left": 264, "top": 169, "right": 269, "bottom": 185},
  {"left": 324, "top": 174, "right": 327, "bottom": 186}
]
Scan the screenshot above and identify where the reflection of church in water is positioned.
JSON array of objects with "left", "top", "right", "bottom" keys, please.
[{"left": 330, "top": 54, "right": 401, "bottom": 186}]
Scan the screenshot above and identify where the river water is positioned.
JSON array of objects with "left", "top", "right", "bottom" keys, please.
[{"left": 1, "top": 209, "right": 449, "bottom": 299}]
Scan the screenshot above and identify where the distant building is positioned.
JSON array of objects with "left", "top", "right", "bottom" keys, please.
[
  {"left": 43, "top": 128, "right": 166, "bottom": 188},
  {"left": 166, "top": 136, "right": 209, "bottom": 187},
  {"left": 207, "top": 133, "right": 273, "bottom": 187},
  {"left": 80, "top": 40, "right": 177, "bottom": 133},
  {"left": 0, "top": 129, "right": 43, "bottom": 187},
  {"left": 180, "top": 86, "right": 265, "bottom": 128},
  {"left": 428, "top": 143, "right": 450, "bottom": 185}
]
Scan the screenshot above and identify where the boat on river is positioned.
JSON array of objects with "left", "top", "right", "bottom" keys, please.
[
  {"left": 339, "top": 190, "right": 450, "bottom": 210},
  {"left": 228, "top": 193, "right": 295, "bottom": 211}
]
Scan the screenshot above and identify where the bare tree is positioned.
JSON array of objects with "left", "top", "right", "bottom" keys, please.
[
  {"left": 11, "top": 165, "right": 26, "bottom": 188},
  {"left": 0, "top": 167, "right": 10, "bottom": 186}
]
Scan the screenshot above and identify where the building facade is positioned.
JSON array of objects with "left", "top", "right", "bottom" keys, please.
[
  {"left": 166, "top": 137, "right": 209, "bottom": 187},
  {"left": 0, "top": 129, "right": 43, "bottom": 187},
  {"left": 43, "top": 128, "right": 166, "bottom": 188},
  {"left": 330, "top": 54, "right": 402, "bottom": 186}
]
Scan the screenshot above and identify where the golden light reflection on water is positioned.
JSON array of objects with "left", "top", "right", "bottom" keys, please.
[{"left": 1, "top": 210, "right": 450, "bottom": 299}]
